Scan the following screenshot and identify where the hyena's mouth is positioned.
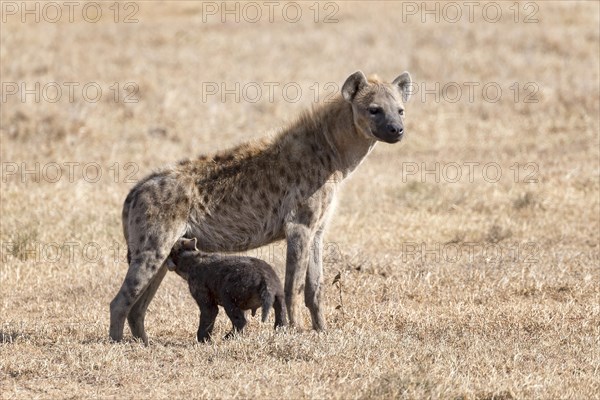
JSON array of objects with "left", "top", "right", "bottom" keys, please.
[
  {"left": 165, "top": 257, "right": 177, "bottom": 270},
  {"left": 387, "top": 133, "right": 403, "bottom": 143},
  {"left": 373, "top": 130, "right": 403, "bottom": 144}
]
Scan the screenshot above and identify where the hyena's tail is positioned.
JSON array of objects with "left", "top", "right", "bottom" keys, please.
[
  {"left": 260, "top": 283, "right": 274, "bottom": 323},
  {"left": 122, "top": 188, "right": 137, "bottom": 264},
  {"left": 273, "top": 293, "right": 287, "bottom": 329}
]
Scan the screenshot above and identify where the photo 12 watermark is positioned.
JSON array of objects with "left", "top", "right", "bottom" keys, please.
[
  {"left": 400, "top": 1, "right": 540, "bottom": 24},
  {"left": 199, "top": 1, "right": 339, "bottom": 24},
  {"left": 1, "top": 82, "right": 139, "bottom": 104},
  {"left": 200, "top": 81, "right": 340, "bottom": 104},
  {"left": 400, "top": 161, "right": 540, "bottom": 184},
  {"left": 400, "top": 241, "right": 542, "bottom": 264},
  {"left": 1, "top": 1, "right": 140, "bottom": 23},
  {"left": 1, "top": 162, "right": 140, "bottom": 184},
  {"left": 405, "top": 81, "right": 540, "bottom": 104}
]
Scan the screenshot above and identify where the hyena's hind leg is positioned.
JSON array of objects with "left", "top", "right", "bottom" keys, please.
[
  {"left": 110, "top": 249, "right": 168, "bottom": 344},
  {"left": 223, "top": 300, "right": 248, "bottom": 339},
  {"left": 127, "top": 264, "right": 168, "bottom": 341},
  {"left": 109, "top": 226, "right": 187, "bottom": 344}
]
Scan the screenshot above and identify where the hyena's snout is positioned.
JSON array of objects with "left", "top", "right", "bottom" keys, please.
[
  {"left": 375, "top": 118, "right": 404, "bottom": 143},
  {"left": 365, "top": 110, "right": 406, "bottom": 143},
  {"left": 386, "top": 123, "right": 404, "bottom": 141}
]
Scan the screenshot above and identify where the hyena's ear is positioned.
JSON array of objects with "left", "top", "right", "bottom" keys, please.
[
  {"left": 182, "top": 237, "right": 198, "bottom": 251},
  {"left": 392, "top": 71, "right": 412, "bottom": 102},
  {"left": 342, "top": 71, "right": 369, "bottom": 103}
]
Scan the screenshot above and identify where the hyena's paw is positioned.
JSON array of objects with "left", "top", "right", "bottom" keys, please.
[
  {"left": 223, "top": 330, "right": 244, "bottom": 340},
  {"left": 197, "top": 334, "right": 212, "bottom": 343}
]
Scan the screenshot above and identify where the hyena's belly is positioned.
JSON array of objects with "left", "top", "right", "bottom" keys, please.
[{"left": 187, "top": 204, "right": 286, "bottom": 252}]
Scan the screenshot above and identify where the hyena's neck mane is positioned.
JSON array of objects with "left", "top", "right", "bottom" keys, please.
[{"left": 275, "top": 96, "right": 377, "bottom": 178}]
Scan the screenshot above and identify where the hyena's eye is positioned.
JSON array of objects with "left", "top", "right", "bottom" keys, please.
[
  {"left": 368, "top": 106, "right": 382, "bottom": 115},
  {"left": 398, "top": 109, "right": 405, "bottom": 116}
]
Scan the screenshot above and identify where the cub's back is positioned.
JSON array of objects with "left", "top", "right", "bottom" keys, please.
[{"left": 187, "top": 256, "right": 282, "bottom": 293}]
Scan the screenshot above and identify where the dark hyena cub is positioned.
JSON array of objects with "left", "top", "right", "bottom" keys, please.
[{"left": 169, "top": 238, "right": 287, "bottom": 342}]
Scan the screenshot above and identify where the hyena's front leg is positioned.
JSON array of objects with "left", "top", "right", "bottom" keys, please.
[
  {"left": 305, "top": 227, "right": 326, "bottom": 331},
  {"left": 284, "top": 223, "right": 311, "bottom": 327}
]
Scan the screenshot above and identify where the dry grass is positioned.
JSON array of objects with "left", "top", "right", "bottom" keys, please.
[{"left": 1, "top": 1, "right": 599, "bottom": 399}]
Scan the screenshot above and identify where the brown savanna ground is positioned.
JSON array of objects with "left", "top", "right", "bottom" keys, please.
[{"left": 1, "top": 1, "right": 599, "bottom": 399}]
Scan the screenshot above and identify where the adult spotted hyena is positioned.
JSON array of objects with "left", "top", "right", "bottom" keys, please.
[{"left": 110, "top": 70, "right": 412, "bottom": 344}]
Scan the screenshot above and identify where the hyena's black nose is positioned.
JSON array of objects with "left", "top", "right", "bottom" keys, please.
[{"left": 388, "top": 124, "right": 403, "bottom": 135}]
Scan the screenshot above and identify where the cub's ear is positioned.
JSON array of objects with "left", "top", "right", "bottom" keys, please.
[
  {"left": 392, "top": 71, "right": 412, "bottom": 102},
  {"left": 342, "top": 71, "right": 368, "bottom": 103},
  {"left": 182, "top": 237, "right": 198, "bottom": 251}
]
